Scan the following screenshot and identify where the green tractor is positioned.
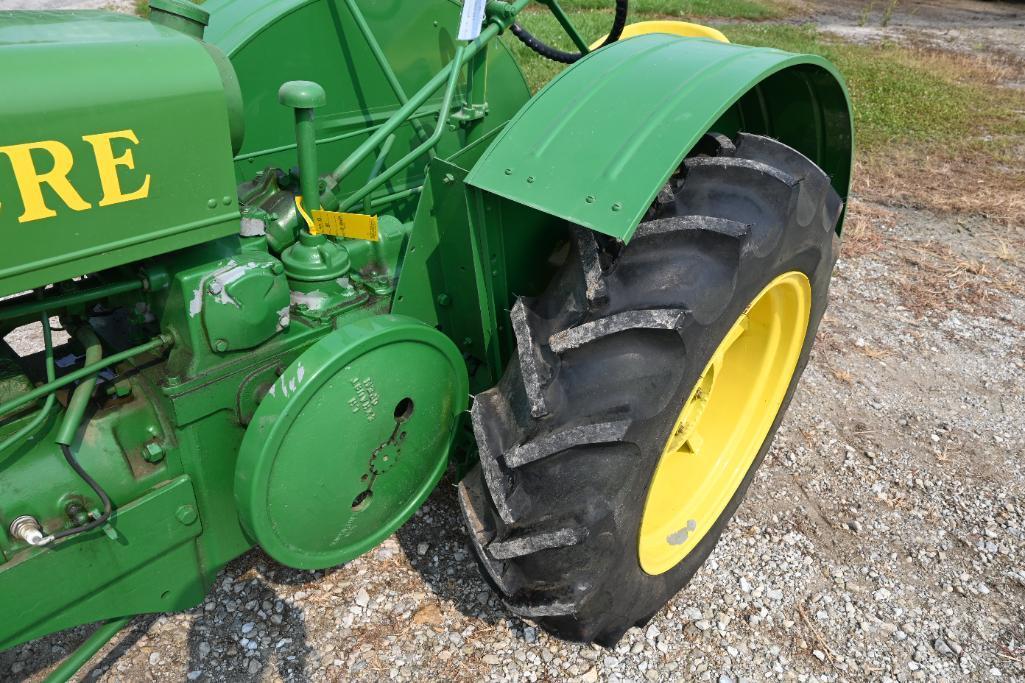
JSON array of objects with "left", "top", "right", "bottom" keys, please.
[{"left": 0, "top": 0, "right": 851, "bottom": 676}]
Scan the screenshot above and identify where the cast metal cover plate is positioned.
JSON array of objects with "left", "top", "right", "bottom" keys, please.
[{"left": 235, "top": 315, "right": 468, "bottom": 569}]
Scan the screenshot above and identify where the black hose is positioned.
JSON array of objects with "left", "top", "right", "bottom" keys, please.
[
  {"left": 49, "top": 444, "right": 113, "bottom": 542},
  {"left": 511, "top": 0, "right": 629, "bottom": 64}
]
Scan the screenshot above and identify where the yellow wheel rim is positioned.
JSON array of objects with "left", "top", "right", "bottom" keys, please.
[
  {"left": 638, "top": 271, "right": 812, "bottom": 576},
  {"left": 589, "top": 21, "right": 730, "bottom": 49}
]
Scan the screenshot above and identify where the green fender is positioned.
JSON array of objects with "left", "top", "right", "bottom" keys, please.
[{"left": 465, "top": 34, "right": 853, "bottom": 242}]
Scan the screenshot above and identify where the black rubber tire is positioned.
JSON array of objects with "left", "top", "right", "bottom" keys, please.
[{"left": 458, "top": 132, "right": 844, "bottom": 645}]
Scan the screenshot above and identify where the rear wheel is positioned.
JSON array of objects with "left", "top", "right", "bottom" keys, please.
[{"left": 458, "top": 133, "right": 843, "bottom": 644}]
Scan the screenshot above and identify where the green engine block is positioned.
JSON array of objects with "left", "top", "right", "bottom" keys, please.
[{"left": 0, "top": 0, "right": 530, "bottom": 650}]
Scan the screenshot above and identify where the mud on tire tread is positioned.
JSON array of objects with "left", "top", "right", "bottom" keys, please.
[{"left": 458, "top": 133, "right": 843, "bottom": 644}]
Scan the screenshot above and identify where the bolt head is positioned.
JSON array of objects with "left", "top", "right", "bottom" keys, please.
[
  {"left": 213, "top": 339, "right": 229, "bottom": 353},
  {"left": 143, "top": 441, "right": 166, "bottom": 463},
  {"left": 175, "top": 505, "right": 198, "bottom": 526},
  {"left": 207, "top": 281, "right": 223, "bottom": 295}
]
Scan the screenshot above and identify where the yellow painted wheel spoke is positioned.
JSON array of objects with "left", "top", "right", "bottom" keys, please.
[
  {"left": 704, "top": 314, "right": 747, "bottom": 391},
  {"left": 665, "top": 422, "right": 689, "bottom": 455},
  {"left": 680, "top": 429, "right": 704, "bottom": 458},
  {"left": 639, "top": 272, "right": 812, "bottom": 576}
]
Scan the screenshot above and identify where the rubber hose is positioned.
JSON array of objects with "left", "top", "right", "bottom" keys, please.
[
  {"left": 50, "top": 324, "right": 114, "bottom": 542},
  {"left": 49, "top": 443, "right": 113, "bottom": 541},
  {"left": 511, "top": 0, "right": 629, "bottom": 64}
]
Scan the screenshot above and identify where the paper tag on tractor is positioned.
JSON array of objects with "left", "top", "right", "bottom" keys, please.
[
  {"left": 295, "top": 196, "right": 380, "bottom": 241},
  {"left": 458, "top": 0, "right": 487, "bottom": 40},
  {"left": 311, "top": 209, "right": 379, "bottom": 241}
]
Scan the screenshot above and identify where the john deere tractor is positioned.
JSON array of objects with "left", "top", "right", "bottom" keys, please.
[{"left": 0, "top": 0, "right": 851, "bottom": 675}]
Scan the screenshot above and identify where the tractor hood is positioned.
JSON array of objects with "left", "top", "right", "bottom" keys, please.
[{"left": 0, "top": 11, "right": 241, "bottom": 296}]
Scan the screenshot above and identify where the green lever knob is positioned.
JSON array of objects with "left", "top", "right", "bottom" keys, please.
[
  {"left": 278, "top": 81, "right": 327, "bottom": 110},
  {"left": 279, "top": 81, "right": 327, "bottom": 215}
]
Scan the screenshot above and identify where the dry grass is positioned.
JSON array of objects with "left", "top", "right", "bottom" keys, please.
[
  {"left": 839, "top": 199, "right": 1022, "bottom": 320},
  {"left": 849, "top": 42, "right": 1025, "bottom": 227},
  {"left": 857, "top": 345, "right": 891, "bottom": 359},
  {"left": 892, "top": 241, "right": 1016, "bottom": 318},
  {"left": 898, "top": 41, "right": 1025, "bottom": 89},
  {"left": 840, "top": 199, "right": 895, "bottom": 258},
  {"left": 988, "top": 237, "right": 1023, "bottom": 266},
  {"left": 854, "top": 149, "right": 1025, "bottom": 229}
]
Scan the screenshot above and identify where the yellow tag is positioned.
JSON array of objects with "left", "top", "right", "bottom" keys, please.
[
  {"left": 295, "top": 196, "right": 380, "bottom": 242},
  {"left": 312, "top": 209, "right": 379, "bottom": 241}
]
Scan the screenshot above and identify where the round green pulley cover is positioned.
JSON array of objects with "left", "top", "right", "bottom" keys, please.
[{"left": 235, "top": 315, "right": 468, "bottom": 569}]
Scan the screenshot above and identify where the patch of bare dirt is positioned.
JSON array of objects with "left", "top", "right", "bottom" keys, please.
[{"left": 815, "top": 0, "right": 1025, "bottom": 61}]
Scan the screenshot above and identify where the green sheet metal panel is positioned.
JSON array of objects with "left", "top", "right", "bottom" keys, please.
[
  {"left": 465, "top": 34, "right": 853, "bottom": 242},
  {"left": 0, "top": 476, "right": 204, "bottom": 650},
  {"left": 203, "top": 0, "right": 531, "bottom": 218},
  {"left": 0, "top": 11, "right": 241, "bottom": 297}
]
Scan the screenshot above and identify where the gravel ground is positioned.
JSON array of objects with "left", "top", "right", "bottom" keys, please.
[
  {"left": 11, "top": 200, "right": 1020, "bottom": 683},
  {"left": 1, "top": 0, "right": 134, "bottom": 10},
  {"left": 817, "top": 0, "right": 1025, "bottom": 62},
  {"left": 3, "top": 1, "right": 1025, "bottom": 682}
]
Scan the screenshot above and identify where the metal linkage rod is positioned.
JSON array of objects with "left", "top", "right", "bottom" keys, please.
[
  {"left": 341, "top": 46, "right": 466, "bottom": 211},
  {"left": 543, "top": 0, "right": 591, "bottom": 53},
  {"left": 0, "top": 279, "right": 144, "bottom": 324},
  {"left": 44, "top": 617, "right": 133, "bottom": 683},
  {"left": 319, "top": 0, "right": 530, "bottom": 209},
  {"left": 56, "top": 326, "right": 103, "bottom": 446},
  {"left": 341, "top": 0, "right": 432, "bottom": 147},
  {"left": 0, "top": 334, "right": 173, "bottom": 420}
]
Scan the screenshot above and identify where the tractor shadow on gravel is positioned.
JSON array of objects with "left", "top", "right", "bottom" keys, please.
[
  {"left": 0, "top": 616, "right": 158, "bottom": 682},
  {"left": 0, "top": 568, "right": 317, "bottom": 683},
  {"left": 181, "top": 551, "right": 317, "bottom": 682},
  {"left": 395, "top": 477, "right": 533, "bottom": 639}
]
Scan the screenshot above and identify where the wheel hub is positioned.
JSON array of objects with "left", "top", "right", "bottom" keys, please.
[{"left": 638, "top": 271, "right": 812, "bottom": 576}]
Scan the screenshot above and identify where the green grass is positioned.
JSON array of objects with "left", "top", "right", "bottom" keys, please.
[
  {"left": 536, "top": 0, "right": 791, "bottom": 20},
  {"left": 725, "top": 23, "right": 1025, "bottom": 152},
  {"left": 509, "top": 15, "right": 1025, "bottom": 155},
  {"left": 507, "top": 11, "right": 615, "bottom": 90},
  {"left": 510, "top": 0, "right": 794, "bottom": 87}
]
